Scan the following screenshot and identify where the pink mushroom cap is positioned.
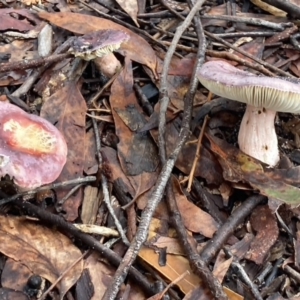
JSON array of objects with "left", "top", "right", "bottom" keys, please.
[{"left": 0, "top": 101, "right": 67, "bottom": 189}]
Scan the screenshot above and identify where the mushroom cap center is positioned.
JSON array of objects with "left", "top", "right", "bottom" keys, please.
[{"left": 1, "top": 114, "right": 57, "bottom": 156}]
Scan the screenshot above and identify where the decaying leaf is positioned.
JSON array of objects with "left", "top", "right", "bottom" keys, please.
[
  {"left": 0, "top": 9, "right": 40, "bottom": 31},
  {"left": 0, "top": 215, "right": 83, "bottom": 298},
  {"left": 38, "top": 11, "right": 157, "bottom": 76},
  {"left": 139, "top": 218, "right": 241, "bottom": 298},
  {"left": 0, "top": 40, "right": 39, "bottom": 86},
  {"left": 232, "top": 38, "right": 265, "bottom": 63},
  {"left": 245, "top": 205, "right": 279, "bottom": 264},
  {"left": 115, "top": 0, "right": 139, "bottom": 27},
  {"left": 102, "top": 140, "right": 159, "bottom": 211},
  {"left": 139, "top": 245, "right": 201, "bottom": 294},
  {"left": 151, "top": 121, "right": 223, "bottom": 185},
  {"left": 84, "top": 252, "right": 145, "bottom": 299},
  {"left": 40, "top": 81, "right": 87, "bottom": 221},
  {"left": 102, "top": 146, "right": 135, "bottom": 197},
  {"left": 173, "top": 177, "right": 219, "bottom": 238},
  {"left": 84, "top": 253, "right": 114, "bottom": 299},
  {"left": 111, "top": 59, "right": 159, "bottom": 175},
  {"left": 0, "top": 288, "right": 28, "bottom": 300},
  {"left": 207, "top": 134, "right": 300, "bottom": 206},
  {"left": 184, "top": 286, "right": 243, "bottom": 300},
  {"left": 83, "top": 128, "right": 98, "bottom": 175},
  {"left": 213, "top": 251, "right": 233, "bottom": 284}
]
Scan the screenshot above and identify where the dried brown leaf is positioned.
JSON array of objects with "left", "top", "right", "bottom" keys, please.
[
  {"left": 40, "top": 81, "right": 87, "bottom": 221},
  {"left": 0, "top": 288, "right": 28, "bottom": 300},
  {"left": 151, "top": 122, "right": 223, "bottom": 185},
  {"left": 102, "top": 147, "right": 135, "bottom": 196},
  {"left": 213, "top": 251, "right": 233, "bottom": 284},
  {"left": 0, "top": 215, "right": 83, "bottom": 298},
  {"left": 139, "top": 246, "right": 200, "bottom": 294},
  {"left": 115, "top": 0, "right": 139, "bottom": 27},
  {"left": 295, "top": 228, "right": 300, "bottom": 268},
  {"left": 0, "top": 40, "right": 38, "bottom": 86},
  {"left": 245, "top": 205, "right": 279, "bottom": 264},
  {"left": 38, "top": 12, "right": 157, "bottom": 76},
  {"left": 207, "top": 134, "right": 300, "bottom": 206},
  {"left": 110, "top": 59, "right": 159, "bottom": 174},
  {"left": 173, "top": 177, "right": 219, "bottom": 238},
  {"left": 83, "top": 128, "right": 98, "bottom": 175},
  {"left": 84, "top": 253, "right": 114, "bottom": 299},
  {"left": 233, "top": 38, "right": 265, "bottom": 63},
  {"left": 84, "top": 252, "right": 145, "bottom": 299},
  {"left": 2, "top": 259, "right": 33, "bottom": 292},
  {"left": 0, "top": 9, "right": 40, "bottom": 31},
  {"left": 184, "top": 286, "right": 243, "bottom": 300},
  {"left": 153, "top": 236, "right": 185, "bottom": 255}
]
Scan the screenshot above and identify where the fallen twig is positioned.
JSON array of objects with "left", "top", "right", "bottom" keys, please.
[
  {"left": 13, "top": 200, "right": 155, "bottom": 296},
  {"left": 102, "top": 2, "right": 207, "bottom": 299},
  {"left": 200, "top": 195, "right": 266, "bottom": 264},
  {"left": 204, "top": 31, "right": 296, "bottom": 78},
  {"left": 91, "top": 111, "right": 130, "bottom": 246}
]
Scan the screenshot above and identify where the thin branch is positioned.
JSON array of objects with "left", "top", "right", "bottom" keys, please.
[
  {"left": 166, "top": 2, "right": 228, "bottom": 298},
  {"left": 225, "top": 247, "right": 263, "bottom": 300},
  {"left": 0, "top": 176, "right": 96, "bottom": 206},
  {"left": 200, "top": 15, "right": 292, "bottom": 31},
  {"left": 13, "top": 200, "right": 155, "bottom": 297},
  {"left": 11, "top": 37, "right": 74, "bottom": 98},
  {"left": 39, "top": 251, "right": 89, "bottom": 300},
  {"left": 200, "top": 195, "right": 266, "bottom": 264},
  {"left": 91, "top": 112, "right": 130, "bottom": 246},
  {"left": 204, "top": 31, "right": 295, "bottom": 78},
  {"left": 101, "top": 2, "right": 207, "bottom": 299},
  {"left": 0, "top": 53, "right": 71, "bottom": 73},
  {"left": 263, "top": 0, "right": 300, "bottom": 18}
]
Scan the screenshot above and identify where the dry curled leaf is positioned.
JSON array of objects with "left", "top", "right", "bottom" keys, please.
[
  {"left": 40, "top": 81, "right": 87, "bottom": 221},
  {"left": 246, "top": 205, "right": 279, "bottom": 264},
  {"left": 38, "top": 11, "right": 157, "bottom": 76},
  {"left": 0, "top": 215, "right": 83, "bottom": 299}
]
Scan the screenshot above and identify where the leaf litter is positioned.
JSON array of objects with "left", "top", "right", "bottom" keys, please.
[{"left": 1, "top": 1, "right": 300, "bottom": 299}]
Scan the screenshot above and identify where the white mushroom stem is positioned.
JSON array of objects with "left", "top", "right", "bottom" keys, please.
[
  {"left": 93, "top": 53, "right": 121, "bottom": 78},
  {"left": 238, "top": 105, "right": 279, "bottom": 166}
]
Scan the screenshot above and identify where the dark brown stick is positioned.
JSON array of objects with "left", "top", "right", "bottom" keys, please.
[
  {"left": 204, "top": 30, "right": 296, "bottom": 78},
  {"left": 201, "top": 15, "right": 292, "bottom": 31},
  {"left": 200, "top": 195, "right": 266, "bottom": 264},
  {"left": 0, "top": 53, "right": 71, "bottom": 73},
  {"left": 102, "top": 2, "right": 207, "bottom": 299},
  {"left": 13, "top": 199, "right": 155, "bottom": 297}
]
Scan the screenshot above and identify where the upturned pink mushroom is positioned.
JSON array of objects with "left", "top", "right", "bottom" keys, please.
[
  {"left": 0, "top": 101, "right": 67, "bottom": 190},
  {"left": 197, "top": 60, "right": 300, "bottom": 166}
]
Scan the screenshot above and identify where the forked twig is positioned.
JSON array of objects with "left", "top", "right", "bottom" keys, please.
[{"left": 102, "top": 2, "right": 207, "bottom": 299}]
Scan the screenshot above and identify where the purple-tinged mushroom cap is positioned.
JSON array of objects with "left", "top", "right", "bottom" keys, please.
[
  {"left": 197, "top": 60, "right": 300, "bottom": 166},
  {"left": 69, "top": 30, "right": 130, "bottom": 60},
  {"left": 69, "top": 30, "right": 130, "bottom": 78},
  {"left": 0, "top": 101, "right": 67, "bottom": 190}
]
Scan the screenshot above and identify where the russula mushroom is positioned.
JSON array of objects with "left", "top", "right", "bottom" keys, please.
[
  {"left": 197, "top": 60, "right": 300, "bottom": 166},
  {"left": 0, "top": 101, "right": 67, "bottom": 190},
  {"left": 69, "top": 29, "right": 129, "bottom": 78}
]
